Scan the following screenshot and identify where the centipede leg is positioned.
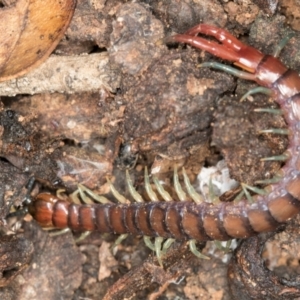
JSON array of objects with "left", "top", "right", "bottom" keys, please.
[
  {"left": 126, "top": 169, "right": 144, "bottom": 203},
  {"left": 152, "top": 175, "right": 172, "bottom": 202},
  {"left": 255, "top": 176, "right": 282, "bottom": 185},
  {"left": 155, "top": 238, "right": 176, "bottom": 267},
  {"left": 215, "top": 240, "right": 232, "bottom": 253},
  {"left": 273, "top": 32, "right": 295, "bottom": 57},
  {"left": 143, "top": 236, "right": 176, "bottom": 267},
  {"left": 161, "top": 238, "right": 175, "bottom": 255},
  {"left": 240, "top": 87, "right": 272, "bottom": 101},
  {"left": 144, "top": 167, "right": 159, "bottom": 202},
  {"left": 75, "top": 184, "right": 111, "bottom": 204},
  {"left": 261, "top": 153, "right": 290, "bottom": 162},
  {"left": 182, "top": 167, "right": 203, "bottom": 203},
  {"left": 48, "top": 228, "right": 71, "bottom": 237},
  {"left": 260, "top": 128, "right": 290, "bottom": 135},
  {"left": 241, "top": 184, "right": 254, "bottom": 203},
  {"left": 155, "top": 237, "right": 164, "bottom": 267},
  {"left": 173, "top": 166, "right": 188, "bottom": 201},
  {"left": 75, "top": 231, "right": 91, "bottom": 243},
  {"left": 188, "top": 240, "right": 210, "bottom": 260},
  {"left": 200, "top": 62, "right": 256, "bottom": 80},
  {"left": 208, "top": 178, "right": 220, "bottom": 203},
  {"left": 111, "top": 234, "right": 129, "bottom": 255},
  {"left": 234, "top": 183, "right": 267, "bottom": 204},
  {"left": 254, "top": 108, "right": 283, "bottom": 115},
  {"left": 143, "top": 236, "right": 155, "bottom": 251},
  {"left": 242, "top": 183, "right": 267, "bottom": 197}
]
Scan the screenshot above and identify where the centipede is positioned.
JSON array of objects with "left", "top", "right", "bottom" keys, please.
[{"left": 27, "top": 24, "right": 300, "bottom": 259}]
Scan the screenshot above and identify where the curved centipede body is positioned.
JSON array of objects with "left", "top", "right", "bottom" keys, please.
[{"left": 29, "top": 24, "right": 300, "bottom": 243}]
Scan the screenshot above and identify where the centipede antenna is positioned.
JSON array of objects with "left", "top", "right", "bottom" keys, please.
[
  {"left": 77, "top": 184, "right": 111, "bottom": 204},
  {"left": 255, "top": 175, "right": 283, "bottom": 185},
  {"left": 152, "top": 176, "right": 172, "bottom": 202},
  {"left": 261, "top": 153, "right": 290, "bottom": 162},
  {"left": 188, "top": 240, "right": 210, "bottom": 260},
  {"left": 126, "top": 170, "right": 144, "bottom": 203},
  {"left": 21, "top": 176, "right": 36, "bottom": 206},
  {"left": 144, "top": 167, "right": 159, "bottom": 202},
  {"left": 241, "top": 183, "right": 254, "bottom": 203},
  {"left": 174, "top": 166, "right": 187, "bottom": 201},
  {"left": 75, "top": 231, "right": 91, "bottom": 243},
  {"left": 25, "top": 176, "right": 36, "bottom": 193},
  {"left": 143, "top": 236, "right": 156, "bottom": 251},
  {"left": 182, "top": 167, "right": 203, "bottom": 203},
  {"left": 7, "top": 207, "right": 29, "bottom": 219},
  {"left": 242, "top": 183, "right": 267, "bottom": 196},
  {"left": 240, "top": 87, "right": 272, "bottom": 101},
  {"left": 200, "top": 62, "right": 256, "bottom": 80},
  {"left": 254, "top": 108, "right": 283, "bottom": 115},
  {"left": 161, "top": 238, "right": 175, "bottom": 255},
  {"left": 259, "top": 128, "right": 290, "bottom": 135},
  {"left": 155, "top": 237, "right": 164, "bottom": 267},
  {"left": 107, "top": 177, "right": 129, "bottom": 204},
  {"left": 273, "top": 32, "right": 295, "bottom": 57}
]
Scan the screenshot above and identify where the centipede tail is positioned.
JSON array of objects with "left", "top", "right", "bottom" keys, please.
[{"left": 30, "top": 24, "right": 300, "bottom": 243}]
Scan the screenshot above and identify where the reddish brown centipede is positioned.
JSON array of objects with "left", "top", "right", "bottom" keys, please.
[{"left": 28, "top": 24, "right": 300, "bottom": 257}]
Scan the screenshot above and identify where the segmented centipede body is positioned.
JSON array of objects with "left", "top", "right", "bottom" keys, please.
[{"left": 29, "top": 24, "right": 300, "bottom": 243}]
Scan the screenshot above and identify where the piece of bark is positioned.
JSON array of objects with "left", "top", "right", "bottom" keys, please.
[
  {"left": 11, "top": 222, "right": 83, "bottom": 300},
  {"left": 228, "top": 221, "right": 300, "bottom": 299},
  {"left": 103, "top": 242, "right": 203, "bottom": 300},
  {"left": 0, "top": 53, "right": 121, "bottom": 96},
  {"left": 0, "top": 235, "right": 33, "bottom": 288}
]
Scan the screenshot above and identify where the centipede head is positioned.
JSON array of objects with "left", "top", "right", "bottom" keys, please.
[{"left": 27, "top": 193, "right": 57, "bottom": 228}]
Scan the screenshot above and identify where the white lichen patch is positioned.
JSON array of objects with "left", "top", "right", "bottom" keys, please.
[{"left": 196, "top": 159, "right": 239, "bottom": 202}]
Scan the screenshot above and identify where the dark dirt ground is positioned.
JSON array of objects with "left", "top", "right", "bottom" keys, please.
[{"left": 1, "top": 0, "right": 300, "bottom": 299}]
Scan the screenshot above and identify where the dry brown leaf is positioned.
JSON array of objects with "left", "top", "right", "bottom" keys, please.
[
  {"left": 0, "top": 0, "right": 29, "bottom": 70},
  {"left": 0, "top": 0, "right": 76, "bottom": 82},
  {"left": 98, "top": 241, "right": 118, "bottom": 281}
]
